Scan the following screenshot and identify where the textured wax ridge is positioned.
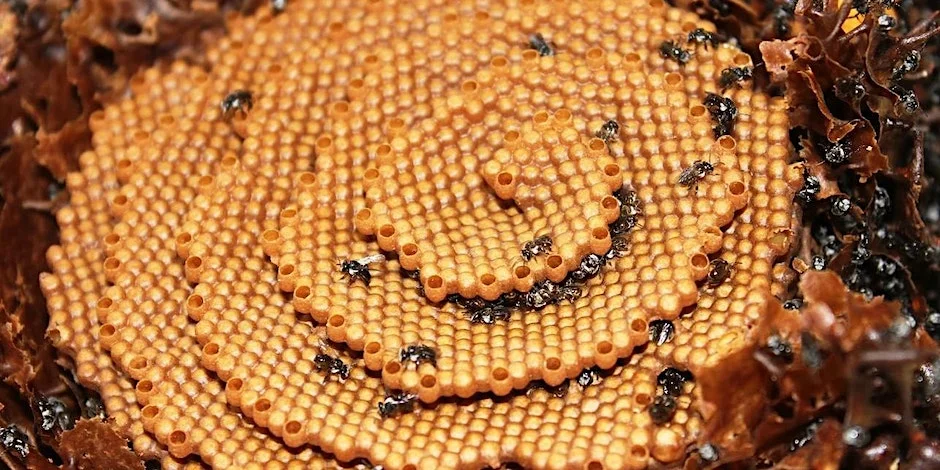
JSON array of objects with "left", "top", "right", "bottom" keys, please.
[
  {"left": 37, "top": 0, "right": 802, "bottom": 469},
  {"left": 39, "top": 62, "right": 210, "bottom": 468}
]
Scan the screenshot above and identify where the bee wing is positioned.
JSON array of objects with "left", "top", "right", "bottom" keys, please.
[
  {"left": 676, "top": 168, "right": 692, "bottom": 184},
  {"left": 356, "top": 253, "right": 386, "bottom": 265},
  {"left": 316, "top": 337, "right": 335, "bottom": 355}
]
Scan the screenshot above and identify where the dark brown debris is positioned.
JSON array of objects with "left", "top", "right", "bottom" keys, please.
[{"left": 57, "top": 419, "right": 144, "bottom": 470}]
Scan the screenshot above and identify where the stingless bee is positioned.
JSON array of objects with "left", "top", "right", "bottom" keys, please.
[
  {"left": 529, "top": 33, "right": 555, "bottom": 56},
  {"left": 718, "top": 66, "right": 752, "bottom": 91},
  {"left": 338, "top": 253, "right": 386, "bottom": 286},
  {"left": 467, "top": 305, "right": 511, "bottom": 324},
  {"left": 659, "top": 40, "right": 691, "bottom": 65},
  {"left": 703, "top": 92, "right": 737, "bottom": 137},
  {"left": 521, "top": 235, "right": 553, "bottom": 261},
  {"left": 221, "top": 90, "right": 253, "bottom": 120},
  {"left": 377, "top": 391, "right": 418, "bottom": 418},
  {"left": 676, "top": 160, "right": 716, "bottom": 190},
  {"left": 314, "top": 353, "right": 350, "bottom": 383},
  {"left": 576, "top": 367, "right": 602, "bottom": 389},
  {"left": 687, "top": 28, "right": 718, "bottom": 49},
  {"left": 704, "top": 259, "right": 735, "bottom": 288},
  {"left": 595, "top": 120, "right": 620, "bottom": 143},
  {"left": 399, "top": 344, "right": 437, "bottom": 367}
]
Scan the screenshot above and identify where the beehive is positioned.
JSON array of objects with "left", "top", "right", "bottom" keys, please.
[{"left": 39, "top": 0, "right": 800, "bottom": 468}]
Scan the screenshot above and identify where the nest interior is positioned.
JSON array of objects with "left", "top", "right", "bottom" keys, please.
[{"left": 1, "top": 0, "right": 938, "bottom": 470}]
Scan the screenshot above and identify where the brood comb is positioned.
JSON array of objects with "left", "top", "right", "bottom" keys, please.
[{"left": 39, "top": 0, "right": 800, "bottom": 469}]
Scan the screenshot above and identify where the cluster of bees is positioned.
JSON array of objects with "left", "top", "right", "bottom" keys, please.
[
  {"left": 455, "top": 182, "right": 642, "bottom": 325},
  {"left": 313, "top": 341, "right": 438, "bottom": 418},
  {"left": 375, "top": 345, "right": 439, "bottom": 418},
  {"left": 648, "top": 367, "right": 694, "bottom": 424}
]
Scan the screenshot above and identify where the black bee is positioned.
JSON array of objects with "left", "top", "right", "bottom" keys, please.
[
  {"left": 557, "top": 283, "right": 582, "bottom": 302},
  {"left": 705, "top": 259, "right": 734, "bottom": 288},
  {"left": 830, "top": 197, "right": 852, "bottom": 217},
  {"left": 407, "top": 269, "right": 426, "bottom": 297},
  {"left": 871, "top": 186, "right": 891, "bottom": 224},
  {"left": 925, "top": 312, "right": 940, "bottom": 342},
  {"left": 525, "top": 280, "right": 559, "bottom": 309},
  {"left": 271, "top": 0, "right": 286, "bottom": 13},
  {"left": 658, "top": 367, "right": 693, "bottom": 396},
  {"left": 221, "top": 90, "right": 253, "bottom": 120},
  {"left": 451, "top": 294, "right": 486, "bottom": 311},
  {"left": 687, "top": 28, "right": 718, "bottom": 49},
  {"left": 576, "top": 367, "right": 602, "bottom": 389},
  {"left": 823, "top": 140, "right": 851, "bottom": 165},
  {"left": 610, "top": 210, "right": 640, "bottom": 236},
  {"left": 611, "top": 188, "right": 642, "bottom": 235},
  {"left": 677, "top": 160, "right": 716, "bottom": 189},
  {"left": 521, "top": 235, "right": 553, "bottom": 261},
  {"left": 649, "top": 394, "right": 678, "bottom": 424},
  {"left": 811, "top": 255, "right": 827, "bottom": 271},
  {"left": 782, "top": 298, "right": 803, "bottom": 310},
  {"left": 377, "top": 391, "right": 417, "bottom": 418},
  {"left": 338, "top": 254, "right": 385, "bottom": 286},
  {"left": 852, "top": 0, "right": 870, "bottom": 13},
  {"left": 595, "top": 120, "right": 620, "bottom": 143},
  {"left": 703, "top": 93, "right": 737, "bottom": 137},
  {"left": 834, "top": 74, "right": 866, "bottom": 103},
  {"left": 314, "top": 353, "right": 350, "bottom": 382},
  {"left": 659, "top": 40, "right": 691, "bottom": 65},
  {"left": 37, "top": 396, "right": 72, "bottom": 431},
  {"left": 648, "top": 320, "right": 675, "bottom": 345},
  {"left": 718, "top": 66, "right": 752, "bottom": 91},
  {"left": 852, "top": 0, "right": 902, "bottom": 13},
  {"left": 569, "top": 253, "right": 606, "bottom": 282},
  {"left": 606, "top": 236, "right": 629, "bottom": 260},
  {"left": 796, "top": 172, "right": 820, "bottom": 204},
  {"left": 0, "top": 425, "right": 29, "bottom": 458},
  {"left": 399, "top": 344, "right": 437, "bottom": 367},
  {"left": 499, "top": 290, "right": 526, "bottom": 309},
  {"left": 614, "top": 186, "right": 639, "bottom": 208},
  {"left": 851, "top": 232, "right": 872, "bottom": 266},
  {"left": 892, "top": 50, "right": 921, "bottom": 81},
  {"left": 83, "top": 396, "right": 106, "bottom": 419},
  {"left": 891, "top": 85, "right": 919, "bottom": 113},
  {"left": 467, "top": 305, "right": 511, "bottom": 324},
  {"left": 529, "top": 33, "right": 555, "bottom": 56}
]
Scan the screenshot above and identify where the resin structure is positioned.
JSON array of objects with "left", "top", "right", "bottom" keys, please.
[{"left": 40, "top": 0, "right": 799, "bottom": 469}]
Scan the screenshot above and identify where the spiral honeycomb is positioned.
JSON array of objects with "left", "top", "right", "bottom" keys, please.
[
  {"left": 266, "top": 1, "right": 760, "bottom": 402},
  {"left": 38, "top": 0, "right": 801, "bottom": 469}
]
